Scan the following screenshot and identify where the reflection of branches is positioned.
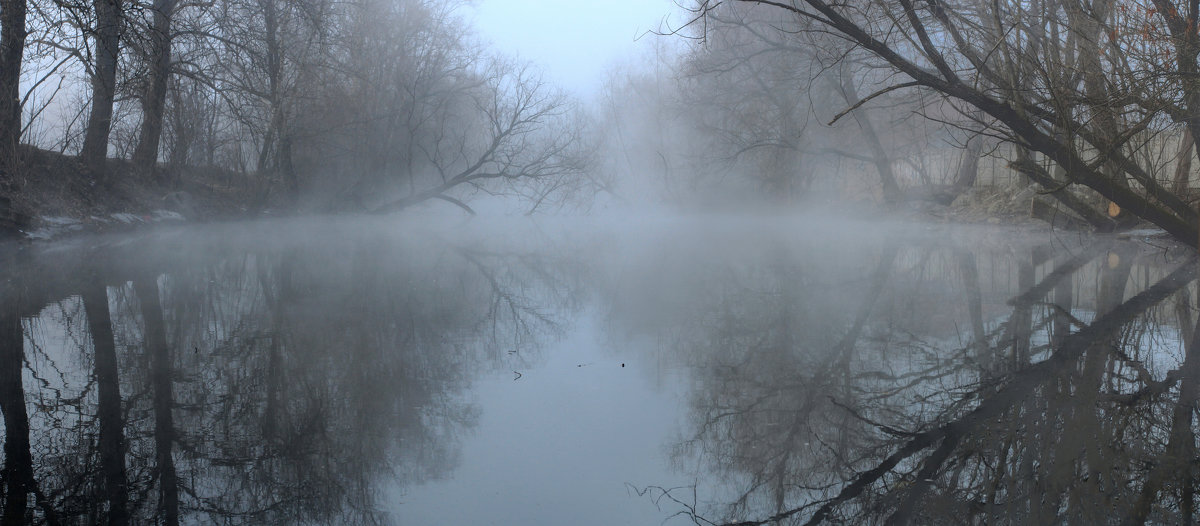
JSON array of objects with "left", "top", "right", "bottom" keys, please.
[
  {"left": 644, "top": 244, "right": 903, "bottom": 524},
  {"left": 827, "top": 397, "right": 914, "bottom": 438},
  {"left": 646, "top": 233, "right": 1193, "bottom": 525},
  {"left": 7, "top": 224, "right": 596, "bottom": 524},
  {"left": 451, "top": 244, "right": 583, "bottom": 360},
  {"left": 627, "top": 484, "right": 730, "bottom": 526},
  {"left": 1005, "top": 242, "right": 1112, "bottom": 308},
  {"left": 1131, "top": 309, "right": 1200, "bottom": 523},
  {"left": 729, "top": 261, "right": 1196, "bottom": 526}
]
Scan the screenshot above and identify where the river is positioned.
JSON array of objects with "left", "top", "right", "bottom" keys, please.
[{"left": 0, "top": 213, "right": 1194, "bottom": 524}]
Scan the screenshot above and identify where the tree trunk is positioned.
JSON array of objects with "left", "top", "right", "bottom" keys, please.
[
  {"left": 0, "top": 0, "right": 27, "bottom": 170},
  {"left": 1174, "top": 129, "right": 1195, "bottom": 196},
  {"left": 0, "top": 306, "right": 33, "bottom": 525},
  {"left": 82, "top": 282, "right": 129, "bottom": 526},
  {"left": 958, "top": 251, "right": 989, "bottom": 371},
  {"left": 836, "top": 68, "right": 901, "bottom": 202},
  {"left": 1064, "top": 0, "right": 1127, "bottom": 211},
  {"left": 256, "top": 0, "right": 298, "bottom": 203},
  {"left": 134, "top": 277, "right": 178, "bottom": 526},
  {"left": 1051, "top": 257, "right": 1074, "bottom": 348},
  {"left": 1011, "top": 252, "right": 1035, "bottom": 365},
  {"left": 953, "top": 132, "right": 983, "bottom": 191},
  {"left": 80, "top": 0, "right": 122, "bottom": 180},
  {"left": 1010, "top": 147, "right": 1115, "bottom": 231},
  {"left": 132, "top": 0, "right": 177, "bottom": 179}
]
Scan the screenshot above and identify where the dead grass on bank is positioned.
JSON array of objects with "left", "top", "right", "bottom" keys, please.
[{"left": 2, "top": 146, "right": 255, "bottom": 237}]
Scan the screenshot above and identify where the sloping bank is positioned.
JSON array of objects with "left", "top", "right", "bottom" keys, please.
[{"left": 1, "top": 146, "right": 255, "bottom": 242}]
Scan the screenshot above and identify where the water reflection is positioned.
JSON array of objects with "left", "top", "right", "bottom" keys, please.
[
  {"left": 610, "top": 229, "right": 1199, "bottom": 525},
  {"left": 2, "top": 218, "right": 1199, "bottom": 525},
  {"left": 0, "top": 222, "right": 580, "bottom": 524}
]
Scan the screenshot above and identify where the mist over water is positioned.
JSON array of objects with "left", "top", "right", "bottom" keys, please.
[
  {"left": 2, "top": 211, "right": 1197, "bottom": 524},
  {"left": 9, "top": 0, "right": 1200, "bottom": 522}
]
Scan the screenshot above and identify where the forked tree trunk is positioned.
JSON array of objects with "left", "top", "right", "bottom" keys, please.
[
  {"left": 80, "top": 0, "right": 122, "bottom": 180},
  {"left": 134, "top": 277, "right": 179, "bottom": 526},
  {"left": 132, "top": 0, "right": 177, "bottom": 178},
  {"left": 82, "top": 282, "right": 129, "bottom": 525}
]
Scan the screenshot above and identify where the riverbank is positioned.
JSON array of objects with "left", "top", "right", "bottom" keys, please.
[
  {"left": 0, "top": 146, "right": 255, "bottom": 240},
  {"left": 0, "top": 145, "right": 1176, "bottom": 245}
]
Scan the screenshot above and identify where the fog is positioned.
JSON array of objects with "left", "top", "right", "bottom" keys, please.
[{"left": 6, "top": 0, "right": 1200, "bottom": 525}]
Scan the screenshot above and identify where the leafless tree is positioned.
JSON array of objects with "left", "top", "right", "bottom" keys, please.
[
  {"left": 80, "top": 0, "right": 124, "bottom": 179},
  {"left": 686, "top": 0, "right": 1200, "bottom": 244},
  {"left": 130, "top": 0, "right": 178, "bottom": 178}
]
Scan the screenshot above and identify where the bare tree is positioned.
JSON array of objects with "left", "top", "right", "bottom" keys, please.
[
  {"left": 131, "top": 0, "right": 178, "bottom": 178},
  {"left": 368, "top": 65, "right": 588, "bottom": 214},
  {"left": 274, "top": 0, "right": 591, "bottom": 213},
  {"left": 687, "top": 0, "right": 1200, "bottom": 244},
  {"left": 3, "top": 0, "right": 593, "bottom": 216},
  {"left": 80, "top": 0, "right": 124, "bottom": 179},
  {"left": 830, "top": 59, "right": 902, "bottom": 201},
  {"left": 676, "top": 3, "right": 821, "bottom": 202}
]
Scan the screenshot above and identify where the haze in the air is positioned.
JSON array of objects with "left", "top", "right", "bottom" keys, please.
[
  {"left": 470, "top": 0, "right": 679, "bottom": 96},
  {"left": 4, "top": 1, "right": 1200, "bottom": 525}
]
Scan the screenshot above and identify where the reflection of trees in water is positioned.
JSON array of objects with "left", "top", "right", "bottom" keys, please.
[
  {"left": 606, "top": 239, "right": 897, "bottom": 520},
  {"left": 624, "top": 239, "right": 1200, "bottom": 525},
  {"left": 0, "top": 230, "right": 580, "bottom": 524},
  {"left": 1, "top": 298, "right": 38, "bottom": 524}
]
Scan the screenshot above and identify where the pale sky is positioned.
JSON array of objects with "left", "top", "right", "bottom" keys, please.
[{"left": 468, "top": 0, "right": 682, "bottom": 97}]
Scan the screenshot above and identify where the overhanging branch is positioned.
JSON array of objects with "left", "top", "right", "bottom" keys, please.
[{"left": 827, "top": 81, "right": 921, "bottom": 126}]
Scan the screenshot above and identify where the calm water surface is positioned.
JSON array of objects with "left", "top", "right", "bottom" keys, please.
[{"left": 1, "top": 214, "right": 1196, "bottom": 525}]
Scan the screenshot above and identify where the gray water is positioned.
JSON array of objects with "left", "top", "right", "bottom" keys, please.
[{"left": 1, "top": 214, "right": 1196, "bottom": 525}]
